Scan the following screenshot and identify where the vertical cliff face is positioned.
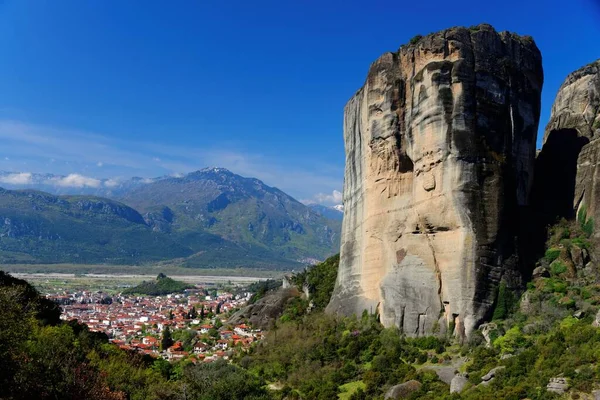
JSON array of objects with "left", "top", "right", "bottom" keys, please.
[
  {"left": 326, "top": 25, "right": 543, "bottom": 338},
  {"left": 534, "top": 60, "right": 600, "bottom": 238}
]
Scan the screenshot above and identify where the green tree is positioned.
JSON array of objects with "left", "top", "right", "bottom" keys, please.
[
  {"left": 182, "top": 360, "right": 269, "bottom": 400},
  {"left": 161, "top": 326, "right": 174, "bottom": 351},
  {"left": 492, "top": 282, "right": 515, "bottom": 320}
]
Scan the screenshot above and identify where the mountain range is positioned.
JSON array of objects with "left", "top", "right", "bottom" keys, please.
[{"left": 0, "top": 168, "right": 342, "bottom": 269}]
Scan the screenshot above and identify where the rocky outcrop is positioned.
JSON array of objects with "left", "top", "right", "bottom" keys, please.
[
  {"left": 481, "top": 366, "right": 505, "bottom": 385},
  {"left": 326, "top": 24, "right": 543, "bottom": 338},
  {"left": 450, "top": 374, "right": 468, "bottom": 393},
  {"left": 384, "top": 380, "right": 422, "bottom": 399},
  {"left": 227, "top": 287, "right": 300, "bottom": 330},
  {"left": 534, "top": 60, "right": 600, "bottom": 239},
  {"left": 547, "top": 377, "right": 570, "bottom": 394}
]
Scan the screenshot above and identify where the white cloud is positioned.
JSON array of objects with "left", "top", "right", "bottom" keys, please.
[
  {"left": 302, "top": 190, "right": 343, "bottom": 206},
  {"left": 0, "top": 172, "right": 32, "bottom": 185},
  {"left": 52, "top": 174, "right": 102, "bottom": 188},
  {"left": 0, "top": 119, "right": 344, "bottom": 200},
  {"left": 104, "top": 178, "right": 120, "bottom": 188}
]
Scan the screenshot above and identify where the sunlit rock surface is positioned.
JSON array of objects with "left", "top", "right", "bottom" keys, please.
[{"left": 326, "top": 24, "right": 543, "bottom": 338}]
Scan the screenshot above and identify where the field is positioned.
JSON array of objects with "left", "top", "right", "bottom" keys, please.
[
  {"left": 2, "top": 263, "right": 283, "bottom": 277},
  {"left": 2, "top": 263, "right": 282, "bottom": 294}
]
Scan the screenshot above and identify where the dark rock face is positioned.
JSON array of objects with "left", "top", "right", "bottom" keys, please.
[
  {"left": 533, "top": 60, "right": 600, "bottom": 241},
  {"left": 227, "top": 287, "right": 300, "bottom": 330},
  {"left": 326, "top": 24, "right": 543, "bottom": 338}
]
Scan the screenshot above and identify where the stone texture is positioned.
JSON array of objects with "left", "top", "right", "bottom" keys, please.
[
  {"left": 479, "top": 322, "right": 499, "bottom": 347},
  {"left": 450, "top": 374, "right": 468, "bottom": 393},
  {"left": 547, "top": 377, "right": 570, "bottom": 394},
  {"left": 384, "top": 380, "right": 422, "bottom": 399},
  {"left": 570, "top": 245, "right": 590, "bottom": 269},
  {"left": 519, "top": 291, "right": 535, "bottom": 315},
  {"left": 481, "top": 366, "right": 505, "bottom": 383},
  {"left": 534, "top": 60, "right": 600, "bottom": 235},
  {"left": 227, "top": 287, "right": 300, "bottom": 330},
  {"left": 326, "top": 24, "right": 543, "bottom": 338},
  {"left": 593, "top": 309, "right": 600, "bottom": 328}
]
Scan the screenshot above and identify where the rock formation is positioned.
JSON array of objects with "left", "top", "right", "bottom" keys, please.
[
  {"left": 326, "top": 24, "right": 543, "bottom": 338},
  {"left": 227, "top": 287, "right": 301, "bottom": 330},
  {"left": 534, "top": 60, "right": 600, "bottom": 238}
]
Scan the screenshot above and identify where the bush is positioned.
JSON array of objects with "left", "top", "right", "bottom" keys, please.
[
  {"left": 583, "top": 218, "right": 594, "bottom": 238},
  {"left": 493, "top": 326, "right": 528, "bottom": 354},
  {"left": 578, "top": 205, "right": 594, "bottom": 238},
  {"left": 409, "top": 35, "right": 423, "bottom": 45},
  {"left": 541, "top": 278, "right": 568, "bottom": 294},
  {"left": 550, "top": 260, "right": 568, "bottom": 276},
  {"left": 493, "top": 282, "right": 516, "bottom": 320},
  {"left": 410, "top": 336, "right": 445, "bottom": 351},
  {"left": 544, "top": 248, "right": 561, "bottom": 263}
]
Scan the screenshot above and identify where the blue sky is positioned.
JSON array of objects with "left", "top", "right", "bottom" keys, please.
[{"left": 0, "top": 0, "right": 598, "bottom": 204}]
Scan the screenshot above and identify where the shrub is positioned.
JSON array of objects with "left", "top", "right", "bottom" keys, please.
[
  {"left": 578, "top": 205, "right": 595, "bottom": 238},
  {"left": 572, "top": 237, "right": 591, "bottom": 249},
  {"left": 560, "top": 316, "right": 579, "bottom": 330},
  {"left": 544, "top": 248, "right": 561, "bottom": 263},
  {"left": 493, "top": 282, "right": 516, "bottom": 320},
  {"left": 410, "top": 336, "right": 445, "bottom": 351},
  {"left": 550, "top": 260, "right": 568, "bottom": 276},
  {"left": 542, "top": 278, "right": 568, "bottom": 294},
  {"left": 493, "top": 326, "right": 528, "bottom": 354},
  {"left": 409, "top": 35, "right": 423, "bottom": 45},
  {"left": 558, "top": 296, "right": 576, "bottom": 309},
  {"left": 583, "top": 218, "right": 594, "bottom": 238}
]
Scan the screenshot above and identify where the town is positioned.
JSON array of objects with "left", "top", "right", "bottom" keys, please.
[{"left": 48, "top": 286, "right": 264, "bottom": 363}]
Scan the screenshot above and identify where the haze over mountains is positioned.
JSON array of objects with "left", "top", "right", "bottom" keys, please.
[{"left": 0, "top": 168, "right": 342, "bottom": 269}]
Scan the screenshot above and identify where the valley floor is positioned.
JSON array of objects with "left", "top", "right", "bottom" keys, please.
[{"left": 3, "top": 263, "right": 283, "bottom": 278}]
